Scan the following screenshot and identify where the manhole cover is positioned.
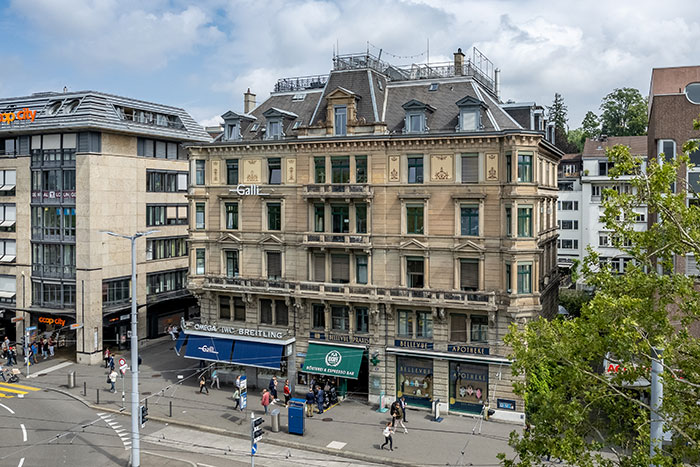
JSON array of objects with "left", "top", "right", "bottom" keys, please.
[
  {"left": 151, "top": 374, "right": 161, "bottom": 378},
  {"left": 322, "top": 417, "right": 333, "bottom": 422},
  {"left": 142, "top": 392, "right": 152, "bottom": 396},
  {"left": 38, "top": 373, "right": 47, "bottom": 377}
]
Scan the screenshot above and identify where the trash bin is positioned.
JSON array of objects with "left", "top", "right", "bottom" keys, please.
[
  {"left": 288, "top": 398, "right": 305, "bottom": 435},
  {"left": 67, "top": 371, "right": 75, "bottom": 389},
  {"left": 270, "top": 409, "right": 280, "bottom": 432}
]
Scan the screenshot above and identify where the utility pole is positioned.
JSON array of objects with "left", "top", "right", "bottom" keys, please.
[
  {"left": 650, "top": 347, "right": 663, "bottom": 466},
  {"left": 103, "top": 230, "right": 157, "bottom": 467},
  {"left": 251, "top": 412, "right": 263, "bottom": 467}
]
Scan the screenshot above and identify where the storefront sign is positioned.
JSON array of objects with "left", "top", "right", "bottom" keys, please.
[
  {"left": 38, "top": 316, "right": 66, "bottom": 327},
  {"left": 310, "top": 332, "right": 370, "bottom": 345},
  {"left": 184, "top": 321, "right": 286, "bottom": 339},
  {"left": 235, "top": 184, "right": 265, "bottom": 196},
  {"left": 1, "top": 108, "right": 36, "bottom": 124},
  {"left": 394, "top": 339, "right": 433, "bottom": 350},
  {"left": 497, "top": 398, "right": 516, "bottom": 411},
  {"left": 447, "top": 344, "right": 490, "bottom": 355}
]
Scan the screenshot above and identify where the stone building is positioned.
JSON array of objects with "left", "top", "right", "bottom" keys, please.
[
  {"left": 0, "top": 91, "right": 210, "bottom": 364},
  {"left": 181, "top": 48, "right": 561, "bottom": 421}
]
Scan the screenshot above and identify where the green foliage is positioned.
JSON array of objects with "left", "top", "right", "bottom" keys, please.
[
  {"left": 502, "top": 115, "right": 700, "bottom": 466},
  {"left": 558, "top": 288, "right": 591, "bottom": 317},
  {"left": 581, "top": 111, "right": 600, "bottom": 139},
  {"left": 600, "top": 88, "right": 648, "bottom": 136},
  {"left": 567, "top": 128, "right": 585, "bottom": 153},
  {"left": 548, "top": 93, "right": 568, "bottom": 133}
]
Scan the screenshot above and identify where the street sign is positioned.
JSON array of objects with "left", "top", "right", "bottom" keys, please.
[
  {"left": 10, "top": 317, "right": 23, "bottom": 323},
  {"left": 254, "top": 434, "right": 263, "bottom": 443},
  {"left": 69, "top": 323, "right": 83, "bottom": 330},
  {"left": 251, "top": 443, "right": 257, "bottom": 456},
  {"left": 241, "top": 392, "right": 247, "bottom": 409},
  {"left": 118, "top": 357, "right": 128, "bottom": 374},
  {"left": 240, "top": 375, "right": 247, "bottom": 410}
]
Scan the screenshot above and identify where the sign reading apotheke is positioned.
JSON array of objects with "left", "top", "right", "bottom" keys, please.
[
  {"left": 183, "top": 321, "right": 287, "bottom": 340},
  {"left": 447, "top": 344, "right": 490, "bottom": 355}
]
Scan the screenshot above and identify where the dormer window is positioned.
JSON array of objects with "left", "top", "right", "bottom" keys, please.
[
  {"left": 268, "top": 120, "right": 282, "bottom": 139},
  {"left": 334, "top": 106, "right": 347, "bottom": 136},
  {"left": 220, "top": 110, "right": 255, "bottom": 142},
  {"left": 226, "top": 122, "right": 240, "bottom": 141},
  {"left": 402, "top": 100, "right": 434, "bottom": 134},
  {"left": 455, "top": 96, "right": 486, "bottom": 132},
  {"left": 262, "top": 107, "right": 298, "bottom": 141},
  {"left": 429, "top": 83, "right": 439, "bottom": 91}
]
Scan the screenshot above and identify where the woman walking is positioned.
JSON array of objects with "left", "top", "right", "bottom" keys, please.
[
  {"left": 48, "top": 337, "right": 55, "bottom": 357},
  {"left": 381, "top": 422, "right": 394, "bottom": 451},
  {"left": 104, "top": 348, "right": 111, "bottom": 368},
  {"left": 261, "top": 388, "right": 271, "bottom": 415},
  {"left": 283, "top": 379, "right": 291, "bottom": 406},
  {"left": 199, "top": 374, "right": 209, "bottom": 394},
  {"left": 232, "top": 387, "right": 241, "bottom": 410}
]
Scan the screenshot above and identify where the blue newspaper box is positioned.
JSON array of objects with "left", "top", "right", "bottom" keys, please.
[{"left": 288, "top": 398, "right": 305, "bottom": 435}]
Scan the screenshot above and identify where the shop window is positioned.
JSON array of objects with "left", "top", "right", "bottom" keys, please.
[
  {"left": 219, "top": 295, "right": 231, "bottom": 320},
  {"left": 275, "top": 300, "right": 288, "bottom": 326},
  {"left": 397, "top": 310, "right": 413, "bottom": 337},
  {"left": 417, "top": 311, "right": 433, "bottom": 338},
  {"left": 397, "top": 357, "right": 433, "bottom": 407},
  {"left": 355, "top": 307, "right": 369, "bottom": 333},
  {"left": 313, "top": 204, "right": 325, "bottom": 232},
  {"left": 314, "top": 157, "right": 326, "bottom": 183},
  {"left": 267, "top": 251, "right": 282, "bottom": 280},
  {"left": 312, "top": 304, "right": 326, "bottom": 329},
  {"left": 233, "top": 297, "right": 246, "bottom": 321},
  {"left": 226, "top": 160, "right": 239, "bottom": 185},
  {"left": 450, "top": 314, "right": 467, "bottom": 342},
  {"left": 355, "top": 203, "right": 367, "bottom": 233},
  {"left": 470, "top": 315, "right": 488, "bottom": 343},
  {"left": 260, "top": 299, "right": 273, "bottom": 324},
  {"left": 460, "top": 259, "right": 479, "bottom": 291},
  {"left": 355, "top": 155, "right": 367, "bottom": 183},
  {"left": 331, "top": 254, "right": 350, "bottom": 283},
  {"left": 450, "top": 362, "right": 488, "bottom": 413},
  {"left": 331, "top": 156, "right": 350, "bottom": 184},
  {"left": 331, "top": 305, "right": 349, "bottom": 331},
  {"left": 406, "top": 257, "right": 425, "bottom": 288}
]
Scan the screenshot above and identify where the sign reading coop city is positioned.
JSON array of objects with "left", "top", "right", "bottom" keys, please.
[
  {"left": 184, "top": 321, "right": 286, "bottom": 339},
  {"left": 38, "top": 316, "right": 66, "bottom": 327},
  {"left": 1, "top": 108, "right": 37, "bottom": 124}
]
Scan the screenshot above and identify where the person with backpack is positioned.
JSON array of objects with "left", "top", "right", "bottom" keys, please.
[
  {"left": 199, "top": 374, "right": 209, "bottom": 394},
  {"left": 261, "top": 388, "right": 271, "bottom": 415}
]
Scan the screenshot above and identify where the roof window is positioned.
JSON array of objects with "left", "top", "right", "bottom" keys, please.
[
  {"left": 293, "top": 121, "right": 302, "bottom": 129},
  {"left": 686, "top": 83, "right": 700, "bottom": 104},
  {"left": 250, "top": 123, "right": 259, "bottom": 132},
  {"left": 429, "top": 83, "right": 439, "bottom": 91},
  {"left": 292, "top": 94, "right": 306, "bottom": 101},
  {"left": 46, "top": 101, "right": 62, "bottom": 115}
]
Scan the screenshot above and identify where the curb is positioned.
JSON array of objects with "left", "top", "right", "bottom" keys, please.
[{"left": 49, "top": 386, "right": 416, "bottom": 466}]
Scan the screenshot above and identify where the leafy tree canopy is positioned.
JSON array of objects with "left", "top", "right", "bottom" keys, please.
[
  {"left": 600, "top": 88, "right": 648, "bottom": 136},
  {"left": 582, "top": 111, "right": 601, "bottom": 140}
]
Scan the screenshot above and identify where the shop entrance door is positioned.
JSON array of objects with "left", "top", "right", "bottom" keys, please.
[{"left": 346, "top": 351, "right": 369, "bottom": 399}]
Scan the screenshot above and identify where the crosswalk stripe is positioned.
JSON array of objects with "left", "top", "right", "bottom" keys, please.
[
  {"left": 0, "top": 386, "right": 28, "bottom": 395},
  {"left": 0, "top": 393, "right": 13, "bottom": 399},
  {"left": 0, "top": 382, "right": 40, "bottom": 392}
]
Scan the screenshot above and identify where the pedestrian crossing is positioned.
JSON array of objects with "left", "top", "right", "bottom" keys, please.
[
  {"left": 0, "top": 382, "right": 41, "bottom": 399},
  {"left": 97, "top": 412, "right": 132, "bottom": 450}
]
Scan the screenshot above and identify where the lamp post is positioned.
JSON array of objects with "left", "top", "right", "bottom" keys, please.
[{"left": 103, "top": 230, "right": 158, "bottom": 467}]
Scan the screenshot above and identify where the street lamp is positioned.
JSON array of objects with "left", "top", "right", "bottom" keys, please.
[{"left": 102, "top": 229, "right": 158, "bottom": 467}]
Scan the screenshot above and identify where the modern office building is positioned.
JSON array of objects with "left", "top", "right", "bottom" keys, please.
[
  {"left": 180, "top": 48, "right": 562, "bottom": 421},
  {"left": 0, "top": 91, "right": 210, "bottom": 364},
  {"left": 556, "top": 153, "right": 583, "bottom": 269}
]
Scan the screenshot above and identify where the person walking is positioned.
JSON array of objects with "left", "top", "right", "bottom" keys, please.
[
  {"left": 199, "top": 374, "right": 209, "bottom": 394},
  {"left": 235, "top": 374, "right": 241, "bottom": 392},
  {"left": 269, "top": 376, "right": 278, "bottom": 403},
  {"left": 393, "top": 401, "right": 408, "bottom": 433},
  {"left": 381, "top": 422, "right": 394, "bottom": 451},
  {"left": 168, "top": 325, "right": 178, "bottom": 341},
  {"left": 30, "top": 343, "right": 38, "bottom": 364},
  {"left": 316, "top": 385, "right": 325, "bottom": 415},
  {"left": 305, "top": 388, "right": 315, "bottom": 417},
  {"left": 108, "top": 355, "right": 115, "bottom": 372},
  {"left": 232, "top": 387, "right": 241, "bottom": 410},
  {"left": 210, "top": 369, "right": 220, "bottom": 389},
  {"left": 108, "top": 369, "right": 117, "bottom": 393},
  {"left": 1, "top": 336, "right": 9, "bottom": 359},
  {"left": 8, "top": 347, "right": 16, "bottom": 366},
  {"left": 283, "top": 379, "right": 291, "bottom": 406},
  {"left": 48, "top": 337, "right": 55, "bottom": 357},
  {"left": 261, "top": 388, "right": 271, "bottom": 415},
  {"left": 104, "top": 348, "right": 111, "bottom": 368},
  {"left": 399, "top": 396, "right": 408, "bottom": 423},
  {"left": 42, "top": 339, "right": 49, "bottom": 360}
]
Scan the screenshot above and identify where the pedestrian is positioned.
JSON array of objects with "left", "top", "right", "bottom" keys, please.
[
  {"left": 283, "top": 379, "right": 291, "bottom": 406},
  {"left": 305, "top": 388, "right": 315, "bottom": 417},
  {"left": 8, "top": 347, "right": 16, "bottom": 366},
  {"left": 316, "top": 385, "right": 325, "bottom": 414},
  {"left": 210, "top": 368, "right": 220, "bottom": 389},
  {"left": 199, "top": 374, "right": 209, "bottom": 394},
  {"left": 235, "top": 375, "right": 241, "bottom": 391},
  {"left": 104, "top": 348, "right": 111, "bottom": 368},
  {"left": 399, "top": 396, "right": 408, "bottom": 423},
  {"left": 42, "top": 339, "right": 49, "bottom": 360},
  {"left": 30, "top": 343, "right": 38, "bottom": 364},
  {"left": 261, "top": 388, "right": 271, "bottom": 415},
  {"left": 1, "top": 336, "right": 8, "bottom": 359},
  {"left": 232, "top": 387, "right": 241, "bottom": 410},
  {"left": 381, "top": 422, "right": 394, "bottom": 451},
  {"left": 108, "top": 369, "right": 117, "bottom": 393},
  {"left": 108, "top": 355, "right": 115, "bottom": 372},
  {"left": 393, "top": 401, "right": 408, "bottom": 433},
  {"left": 48, "top": 337, "right": 55, "bottom": 357},
  {"left": 168, "top": 325, "right": 178, "bottom": 341},
  {"left": 269, "top": 375, "right": 278, "bottom": 402}
]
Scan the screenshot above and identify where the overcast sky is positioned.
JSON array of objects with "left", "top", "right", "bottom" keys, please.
[{"left": 1, "top": 0, "right": 698, "bottom": 128}]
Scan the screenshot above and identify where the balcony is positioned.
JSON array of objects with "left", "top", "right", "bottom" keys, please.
[
  {"left": 303, "top": 232, "right": 370, "bottom": 248},
  {"left": 303, "top": 184, "right": 373, "bottom": 199},
  {"left": 199, "top": 275, "right": 496, "bottom": 309}
]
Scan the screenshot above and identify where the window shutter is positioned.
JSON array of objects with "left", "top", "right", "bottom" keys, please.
[
  {"left": 267, "top": 252, "right": 281, "bottom": 279},
  {"left": 461, "top": 155, "right": 478, "bottom": 183},
  {"left": 331, "top": 254, "right": 350, "bottom": 283},
  {"left": 275, "top": 300, "right": 289, "bottom": 326},
  {"left": 460, "top": 260, "right": 479, "bottom": 291},
  {"left": 450, "top": 314, "right": 467, "bottom": 342},
  {"left": 313, "top": 254, "right": 326, "bottom": 282},
  {"left": 260, "top": 299, "right": 273, "bottom": 324},
  {"left": 688, "top": 255, "right": 699, "bottom": 276}
]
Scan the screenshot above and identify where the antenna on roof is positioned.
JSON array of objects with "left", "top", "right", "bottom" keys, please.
[{"left": 427, "top": 38, "right": 429, "bottom": 65}]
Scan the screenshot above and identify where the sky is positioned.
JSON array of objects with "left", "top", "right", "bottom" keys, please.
[{"left": 1, "top": 0, "right": 698, "bottom": 129}]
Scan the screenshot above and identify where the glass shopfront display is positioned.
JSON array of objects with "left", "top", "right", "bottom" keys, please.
[
  {"left": 449, "top": 361, "right": 488, "bottom": 414},
  {"left": 396, "top": 356, "right": 433, "bottom": 408}
]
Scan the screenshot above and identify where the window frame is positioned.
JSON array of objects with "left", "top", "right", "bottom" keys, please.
[
  {"left": 517, "top": 152, "right": 533, "bottom": 183},
  {"left": 517, "top": 263, "right": 532, "bottom": 294},
  {"left": 517, "top": 206, "right": 532, "bottom": 237},
  {"left": 406, "top": 203, "right": 424, "bottom": 235},
  {"left": 195, "top": 248, "right": 206, "bottom": 275},
  {"left": 407, "top": 156, "right": 424, "bottom": 184},
  {"left": 406, "top": 256, "right": 425, "bottom": 288},
  {"left": 460, "top": 204, "right": 479, "bottom": 236},
  {"left": 334, "top": 106, "right": 347, "bottom": 136}
]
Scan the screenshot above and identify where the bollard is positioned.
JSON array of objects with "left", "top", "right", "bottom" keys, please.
[
  {"left": 96, "top": 389, "right": 100, "bottom": 405},
  {"left": 270, "top": 409, "right": 280, "bottom": 432},
  {"left": 67, "top": 371, "right": 75, "bottom": 389},
  {"left": 83, "top": 381, "right": 87, "bottom": 397},
  {"left": 169, "top": 400, "right": 172, "bottom": 417},
  {"left": 145, "top": 398, "right": 148, "bottom": 410}
]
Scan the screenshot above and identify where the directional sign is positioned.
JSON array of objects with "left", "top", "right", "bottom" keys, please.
[
  {"left": 69, "top": 323, "right": 83, "bottom": 330},
  {"left": 251, "top": 443, "right": 257, "bottom": 456},
  {"left": 254, "top": 435, "right": 263, "bottom": 444},
  {"left": 10, "top": 317, "right": 23, "bottom": 323},
  {"left": 241, "top": 392, "right": 247, "bottom": 409}
]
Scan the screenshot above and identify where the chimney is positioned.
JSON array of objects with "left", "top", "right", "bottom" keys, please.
[
  {"left": 244, "top": 88, "right": 256, "bottom": 114},
  {"left": 494, "top": 68, "right": 501, "bottom": 101},
  {"left": 454, "top": 48, "right": 465, "bottom": 76}
]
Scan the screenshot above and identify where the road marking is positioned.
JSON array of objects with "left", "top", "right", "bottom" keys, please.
[
  {"left": 17, "top": 458, "right": 24, "bottom": 467},
  {"left": 0, "top": 382, "right": 41, "bottom": 392},
  {"left": 27, "top": 361, "right": 73, "bottom": 378},
  {"left": 20, "top": 423, "right": 26, "bottom": 442},
  {"left": 99, "top": 413, "right": 132, "bottom": 450},
  {"left": 0, "top": 393, "right": 13, "bottom": 399},
  {"left": 0, "top": 386, "right": 28, "bottom": 395},
  {"left": 0, "top": 403, "right": 14, "bottom": 414},
  {"left": 326, "top": 440, "right": 347, "bottom": 449}
]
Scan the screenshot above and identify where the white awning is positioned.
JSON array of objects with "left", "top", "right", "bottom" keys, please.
[
  {"left": 0, "top": 255, "right": 16, "bottom": 263},
  {"left": 0, "top": 220, "right": 15, "bottom": 227},
  {"left": 0, "top": 185, "right": 15, "bottom": 191},
  {"left": 0, "top": 291, "right": 16, "bottom": 299}
]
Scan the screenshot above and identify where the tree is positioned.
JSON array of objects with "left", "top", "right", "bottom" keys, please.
[
  {"left": 581, "top": 111, "right": 600, "bottom": 140},
  {"left": 500, "top": 115, "right": 700, "bottom": 466},
  {"left": 599, "top": 88, "right": 648, "bottom": 136},
  {"left": 566, "top": 128, "right": 585, "bottom": 153},
  {"left": 548, "top": 93, "right": 568, "bottom": 134}
]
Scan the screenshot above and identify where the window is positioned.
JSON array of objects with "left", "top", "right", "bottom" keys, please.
[
  {"left": 460, "top": 205, "right": 479, "bottom": 236},
  {"left": 558, "top": 181, "right": 574, "bottom": 191},
  {"left": 355, "top": 155, "right": 367, "bottom": 183},
  {"left": 267, "top": 251, "right": 282, "bottom": 279},
  {"left": 506, "top": 263, "right": 512, "bottom": 293},
  {"left": 0, "top": 239, "right": 15, "bottom": 262},
  {"left": 314, "top": 157, "right": 326, "bottom": 183},
  {"left": 195, "top": 248, "right": 205, "bottom": 275},
  {"left": 461, "top": 154, "right": 478, "bottom": 183},
  {"left": 517, "top": 263, "right": 532, "bottom": 294},
  {"left": 355, "top": 203, "right": 367, "bottom": 233},
  {"left": 417, "top": 311, "right": 433, "bottom": 338},
  {"left": 137, "top": 138, "right": 183, "bottom": 159},
  {"left": 195, "top": 203, "right": 205, "bottom": 229},
  {"left": 219, "top": 296, "right": 231, "bottom": 320},
  {"left": 598, "top": 161, "right": 614, "bottom": 176},
  {"left": 195, "top": 160, "right": 205, "bottom": 185},
  {"left": 460, "top": 109, "right": 478, "bottom": 131},
  {"left": 559, "top": 239, "right": 579, "bottom": 249},
  {"left": 313, "top": 204, "right": 325, "bottom": 232},
  {"left": 517, "top": 207, "right": 532, "bottom": 237},
  {"left": 312, "top": 253, "right": 325, "bottom": 282},
  {"left": 559, "top": 201, "right": 579, "bottom": 211},
  {"left": 268, "top": 120, "right": 282, "bottom": 139},
  {"left": 517, "top": 153, "right": 532, "bottom": 182},
  {"left": 355, "top": 307, "right": 369, "bottom": 333},
  {"left": 331, "top": 204, "right": 349, "bottom": 233},
  {"left": 406, "top": 204, "right": 424, "bottom": 235},
  {"left": 331, "top": 156, "right": 350, "bottom": 184},
  {"left": 225, "top": 250, "right": 239, "bottom": 277},
  {"left": 331, "top": 254, "right": 350, "bottom": 283},
  {"left": 102, "top": 278, "right": 131, "bottom": 306},
  {"left": 233, "top": 297, "right": 246, "bottom": 321},
  {"left": 146, "top": 237, "right": 187, "bottom": 260},
  {"left": 146, "top": 171, "right": 188, "bottom": 192},
  {"left": 686, "top": 83, "right": 700, "bottom": 104},
  {"left": 226, "top": 160, "right": 239, "bottom": 185},
  {"left": 460, "top": 259, "right": 479, "bottom": 291},
  {"left": 397, "top": 310, "right": 413, "bottom": 337},
  {"left": 260, "top": 299, "right": 273, "bottom": 324},
  {"left": 334, "top": 106, "right": 347, "bottom": 136},
  {"left": 450, "top": 314, "right": 467, "bottom": 342},
  {"left": 331, "top": 305, "right": 350, "bottom": 331},
  {"left": 226, "top": 122, "right": 240, "bottom": 141},
  {"left": 275, "top": 300, "right": 289, "bottom": 326},
  {"left": 407, "top": 113, "right": 424, "bottom": 133},
  {"left": 470, "top": 316, "right": 488, "bottom": 343},
  {"left": 506, "top": 152, "right": 512, "bottom": 182},
  {"left": 406, "top": 257, "right": 424, "bottom": 288},
  {"left": 356, "top": 255, "right": 368, "bottom": 284},
  {"left": 506, "top": 207, "right": 512, "bottom": 237},
  {"left": 635, "top": 213, "right": 646, "bottom": 222},
  {"left": 599, "top": 235, "right": 610, "bottom": 247},
  {"left": 407, "top": 156, "right": 423, "bottom": 183},
  {"left": 268, "top": 158, "right": 281, "bottom": 184},
  {"left": 429, "top": 83, "right": 438, "bottom": 91},
  {"left": 559, "top": 220, "right": 578, "bottom": 230},
  {"left": 146, "top": 269, "right": 187, "bottom": 295},
  {"left": 267, "top": 203, "right": 281, "bottom": 230},
  {"left": 312, "top": 304, "right": 325, "bottom": 329},
  {"left": 225, "top": 203, "right": 238, "bottom": 230}
]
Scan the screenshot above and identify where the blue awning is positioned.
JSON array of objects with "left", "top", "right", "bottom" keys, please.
[
  {"left": 232, "top": 340, "right": 284, "bottom": 370},
  {"left": 175, "top": 332, "right": 187, "bottom": 355},
  {"left": 184, "top": 336, "right": 234, "bottom": 363}
]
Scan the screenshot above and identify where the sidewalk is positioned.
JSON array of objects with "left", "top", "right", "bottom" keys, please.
[{"left": 21, "top": 339, "right": 518, "bottom": 467}]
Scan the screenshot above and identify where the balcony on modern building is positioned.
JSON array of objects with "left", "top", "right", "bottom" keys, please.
[
  {"left": 302, "top": 232, "right": 371, "bottom": 248},
  {"left": 302, "top": 184, "right": 373, "bottom": 200},
  {"left": 195, "top": 275, "right": 497, "bottom": 310}
]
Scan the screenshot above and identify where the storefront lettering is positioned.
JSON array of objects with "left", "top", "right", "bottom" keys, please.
[
  {"left": 38, "top": 317, "right": 66, "bottom": 327},
  {"left": 235, "top": 184, "right": 265, "bottom": 196},
  {"left": 1, "top": 108, "right": 36, "bottom": 124},
  {"left": 188, "top": 322, "right": 284, "bottom": 339},
  {"left": 447, "top": 344, "right": 489, "bottom": 355},
  {"left": 394, "top": 339, "right": 433, "bottom": 350},
  {"left": 310, "top": 332, "right": 370, "bottom": 345},
  {"left": 198, "top": 345, "right": 218, "bottom": 355}
]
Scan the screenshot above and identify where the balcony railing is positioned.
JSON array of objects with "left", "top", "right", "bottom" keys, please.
[
  {"left": 199, "top": 275, "right": 496, "bottom": 308},
  {"left": 303, "top": 184, "right": 373, "bottom": 198},
  {"left": 303, "top": 232, "right": 370, "bottom": 246}
]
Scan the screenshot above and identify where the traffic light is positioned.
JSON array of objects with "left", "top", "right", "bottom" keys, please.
[
  {"left": 140, "top": 405, "right": 148, "bottom": 426},
  {"left": 252, "top": 416, "right": 264, "bottom": 443}
]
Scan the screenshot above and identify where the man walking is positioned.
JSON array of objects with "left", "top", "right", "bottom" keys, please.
[
  {"left": 305, "top": 388, "right": 315, "bottom": 417},
  {"left": 261, "top": 388, "right": 271, "bottom": 415},
  {"left": 316, "top": 385, "right": 325, "bottom": 415},
  {"left": 269, "top": 375, "right": 278, "bottom": 403},
  {"left": 1, "top": 336, "right": 8, "bottom": 359},
  {"left": 399, "top": 396, "right": 408, "bottom": 423},
  {"left": 210, "top": 369, "right": 220, "bottom": 389},
  {"left": 108, "top": 369, "right": 118, "bottom": 393},
  {"left": 381, "top": 422, "right": 394, "bottom": 451}
]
